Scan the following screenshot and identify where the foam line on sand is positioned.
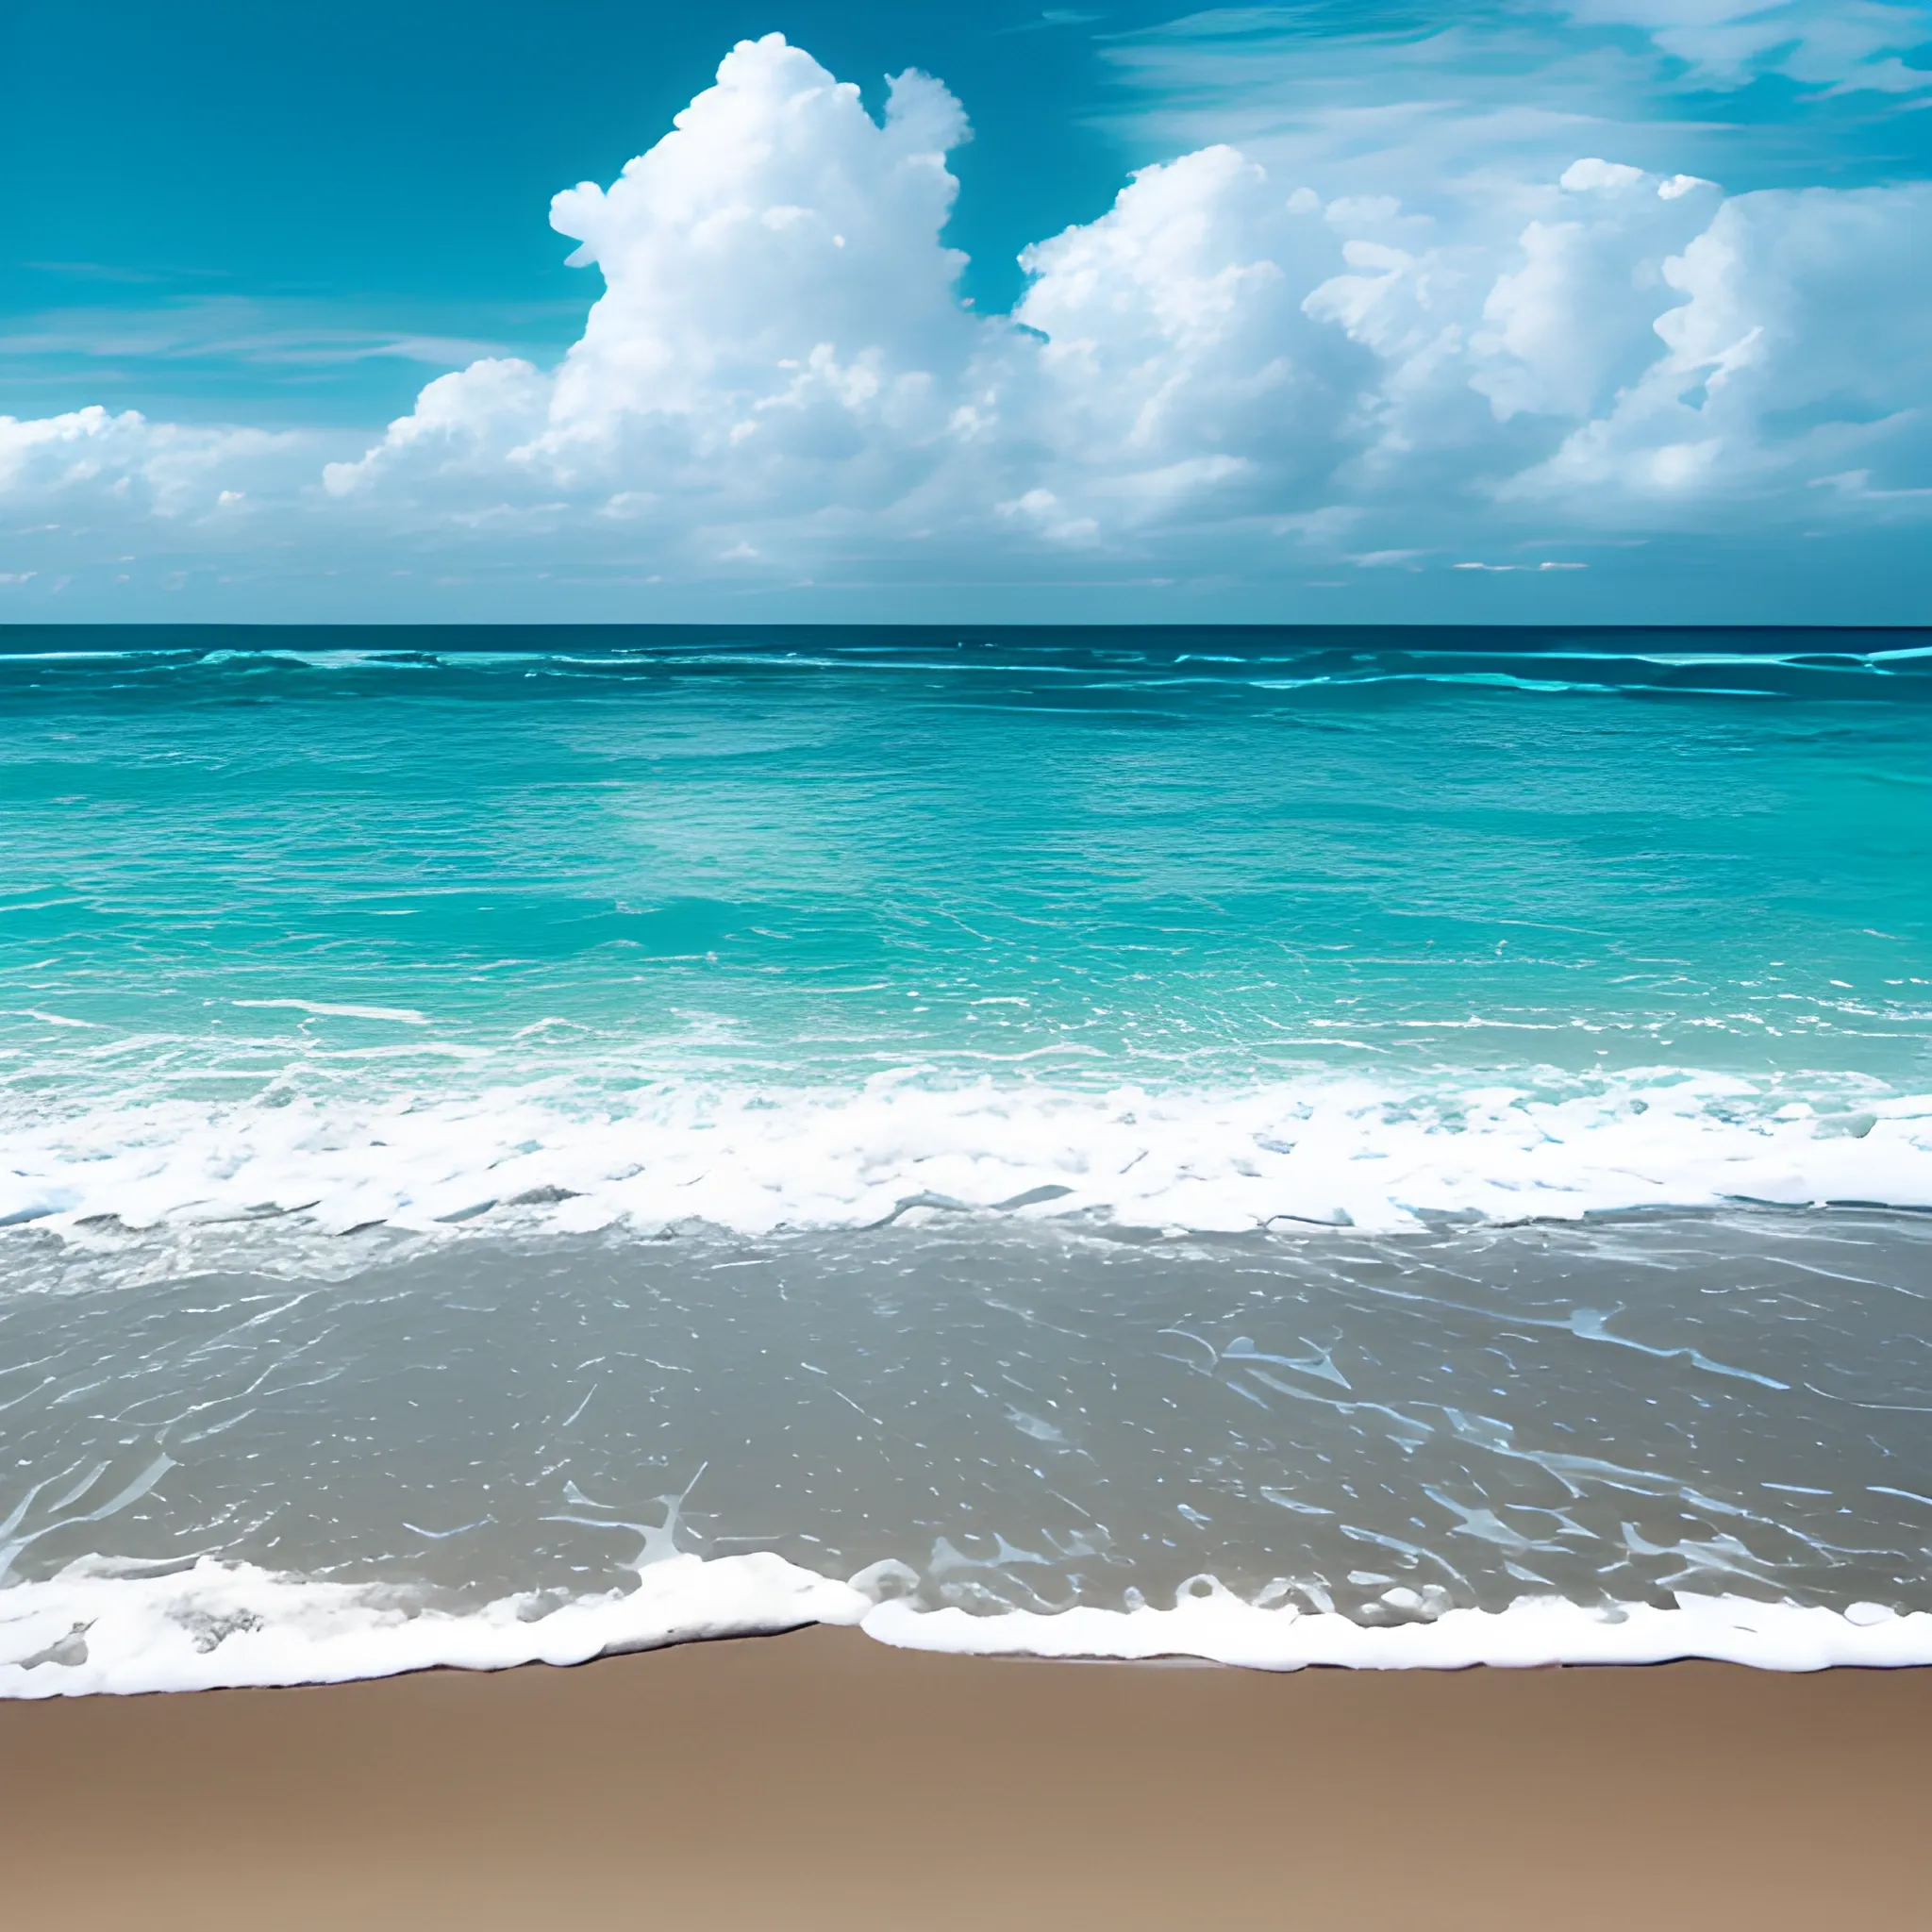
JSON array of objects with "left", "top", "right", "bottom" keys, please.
[{"left": 7, "top": 1553, "right": 1931, "bottom": 1696}]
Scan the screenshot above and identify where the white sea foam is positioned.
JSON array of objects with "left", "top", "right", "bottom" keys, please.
[
  {"left": 5, "top": 1556, "right": 1929, "bottom": 1696},
  {"left": 0, "top": 1554, "right": 872, "bottom": 1697},
  {"left": 2, "top": 1070, "right": 1927, "bottom": 1247},
  {"left": 862, "top": 1583, "right": 1932, "bottom": 1672}
]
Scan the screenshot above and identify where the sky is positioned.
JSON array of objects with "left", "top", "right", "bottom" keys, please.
[{"left": 3, "top": 0, "right": 1929, "bottom": 624}]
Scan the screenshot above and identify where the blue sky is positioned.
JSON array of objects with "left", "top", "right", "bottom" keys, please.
[
  {"left": 3, "top": 1, "right": 1159, "bottom": 424},
  {"left": 4, "top": 1, "right": 1929, "bottom": 622}
]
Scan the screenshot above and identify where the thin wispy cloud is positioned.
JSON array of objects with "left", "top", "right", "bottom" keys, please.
[{"left": 0, "top": 299, "right": 510, "bottom": 370}]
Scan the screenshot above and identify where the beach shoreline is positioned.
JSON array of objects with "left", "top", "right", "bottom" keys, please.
[{"left": 6, "top": 1627, "right": 1927, "bottom": 1928}]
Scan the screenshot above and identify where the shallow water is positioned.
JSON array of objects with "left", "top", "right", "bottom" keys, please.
[
  {"left": 3, "top": 627, "right": 1929, "bottom": 1686},
  {"left": 6, "top": 1210, "right": 1930, "bottom": 1623}
]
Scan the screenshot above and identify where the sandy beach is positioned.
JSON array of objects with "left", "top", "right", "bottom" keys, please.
[{"left": 5, "top": 1632, "right": 1927, "bottom": 1928}]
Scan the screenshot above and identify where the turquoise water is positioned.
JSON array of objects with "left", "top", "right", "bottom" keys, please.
[
  {"left": 4, "top": 627, "right": 1928, "bottom": 1115},
  {"left": 3, "top": 627, "right": 1931, "bottom": 1690}
]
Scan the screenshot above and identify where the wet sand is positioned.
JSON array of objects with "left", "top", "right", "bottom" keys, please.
[{"left": 5, "top": 1629, "right": 1928, "bottom": 1928}]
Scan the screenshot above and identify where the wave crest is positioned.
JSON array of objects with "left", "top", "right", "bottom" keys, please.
[{"left": 4, "top": 1069, "right": 1928, "bottom": 1251}]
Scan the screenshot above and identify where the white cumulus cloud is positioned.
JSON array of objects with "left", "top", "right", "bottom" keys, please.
[
  {"left": 1513, "top": 183, "right": 1932, "bottom": 504},
  {"left": 323, "top": 39, "right": 981, "bottom": 546},
  {"left": 0, "top": 406, "right": 299, "bottom": 516}
]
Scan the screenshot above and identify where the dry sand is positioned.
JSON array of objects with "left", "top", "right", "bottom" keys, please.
[{"left": 5, "top": 1628, "right": 1928, "bottom": 1929}]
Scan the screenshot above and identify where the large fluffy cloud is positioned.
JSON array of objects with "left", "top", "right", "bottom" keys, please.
[
  {"left": 1515, "top": 182, "right": 1932, "bottom": 503},
  {"left": 324, "top": 43, "right": 979, "bottom": 535},
  {"left": 1302, "top": 163, "right": 1932, "bottom": 513},
  {"left": 320, "top": 36, "right": 1932, "bottom": 545},
  {"left": 315, "top": 44, "right": 1368, "bottom": 565},
  {"left": 4, "top": 29, "right": 1929, "bottom": 610}
]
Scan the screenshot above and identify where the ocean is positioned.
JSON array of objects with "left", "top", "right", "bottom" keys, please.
[{"left": 3, "top": 625, "right": 1929, "bottom": 1690}]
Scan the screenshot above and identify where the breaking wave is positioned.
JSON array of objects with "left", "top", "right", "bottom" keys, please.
[{"left": 5, "top": 1069, "right": 1928, "bottom": 1252}]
